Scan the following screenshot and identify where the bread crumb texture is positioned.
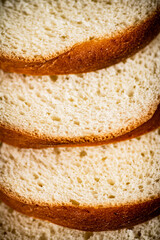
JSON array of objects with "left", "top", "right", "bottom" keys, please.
[{"left": 0, "top": 129, "right": 159, "bottom": 206}]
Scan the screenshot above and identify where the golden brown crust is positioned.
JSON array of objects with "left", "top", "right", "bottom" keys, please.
[
  {"left": 0, "top": 10, "right": 160, "bottom": 75},
  {"left": 0, "top": 105, "right": 160, "bottom": 149},
  {"left": 0, "top": 189, "right": 159, "bottom": 231}
]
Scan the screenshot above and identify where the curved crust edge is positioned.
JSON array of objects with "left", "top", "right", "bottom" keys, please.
[
  {"left": 0, "top": 10, "right": 160, "bottom": 75},
  {"left": 0, "top": 105, "right": 160, "bottom": 148},
  {"left": 0, "top": 189, "right": 160, "bottom": 231}
]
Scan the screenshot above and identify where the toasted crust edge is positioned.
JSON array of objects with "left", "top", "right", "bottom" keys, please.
[
  {"left": 0, "top": 104, "right": 160, "bottom": 149},
  {"left": 0, "top": 10, "right": 160, "bottom": 75},
  {"left": 0, "top": 188, "right": 159, "bottom": 232}
]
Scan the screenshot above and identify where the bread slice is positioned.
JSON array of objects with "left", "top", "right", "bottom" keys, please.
[
  {"left": 0, "top": 35, "right": 160, "bottom": 148},
  {"left": 0, "top": 201, "right": 160, "bottom": 240},
  {"left": 1, "top": 103, "right": 160, "bottom": 149},
  {"left": 0, "top": 1, "right": 159, "bottom": 75},
  {"left": 0, "top": 129, "right": 160, "bottom": 231}
]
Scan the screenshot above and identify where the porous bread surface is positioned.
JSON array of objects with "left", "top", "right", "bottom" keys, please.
[
  {"left": 0, "top": 129, "right": 160, "bottom": 207},
  {"left": 0, "top": 35, "right": 160, "bottom": 145},
  {"left": 0, "top": 0, "right": 158, "bottom": 60},
  {"left": 0, "top": 201, "right": 160, "bottom": 240}
]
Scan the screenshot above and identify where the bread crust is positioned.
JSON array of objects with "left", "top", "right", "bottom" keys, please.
[
  {"left": 0, "top": 10, "right": 160, "bottom": 75},
  {"left": 0, "top": 105, "right": 160, "bottom": 148},
  {"left": 0, "top": 188, "right": 159, "bottom": 232}
]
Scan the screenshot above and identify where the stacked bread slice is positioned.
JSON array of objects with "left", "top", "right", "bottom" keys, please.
[
  {"left": 1, "top": 0, "right": 160, "bottom": 75},
  {"left": 0, "top": 0, "right": 160, "bottom": 239},
  {"left": 0, "top": 201, "right": 160, "bottom": 240},
  {"left": 0, "top": 34, "right": 160, "bottom": 148},
  {"left": 0, "top": 129, "right": 160, "bottom": 232}
]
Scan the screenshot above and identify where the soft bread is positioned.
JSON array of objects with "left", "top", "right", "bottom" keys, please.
[
  {"left": 0, "top": 201, "right": 160, "bottom": 240},
  {"left": 0, "top": 35, "right": 160, "bottom": 148},
  {"left": 0, "top": 1, "right": 159, "bottom": 75},
  {"left": 0, "top": 129, "right": 159, "bottom": 231}
]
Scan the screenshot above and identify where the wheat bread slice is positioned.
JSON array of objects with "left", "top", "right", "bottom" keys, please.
[
  {"left": 0, "top": 129, "right": 160, "bottom": 231},
  {"left": 0, "top": 1, "right": 160, "bottom": 75},
  {"left": 0, "top": 201, "right": 160, "bottom": 240},
  {"left": 0, "top": 35, "right": 160, "bottom": 148}
]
